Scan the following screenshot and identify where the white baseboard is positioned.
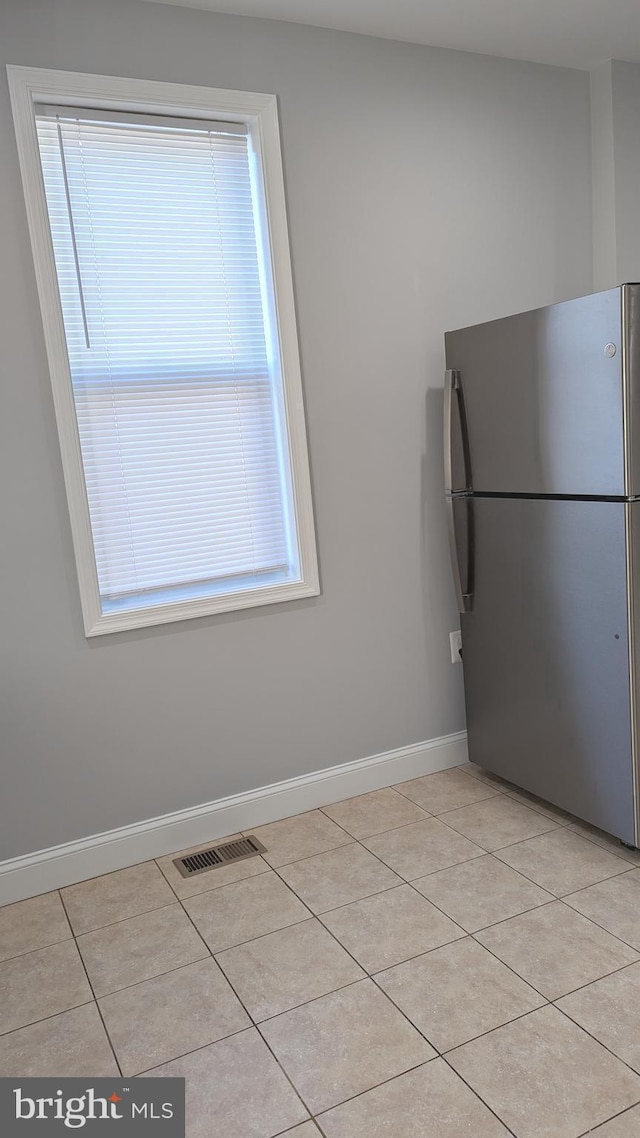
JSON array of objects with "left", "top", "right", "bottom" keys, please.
[{"left": 0, "top": 731, "right": 468, "bottom": 905}]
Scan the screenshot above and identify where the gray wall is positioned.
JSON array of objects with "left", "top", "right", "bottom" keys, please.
[
  {"left": 590, "top": 62, "right": 617, "bottom": 291},
  {"left": 611, "top": 62, "right": 640, "bottom": 285},
  {"left": 590, "top": 60, "right": 640, "bottom": 289},
  {"left": 0, "top": 0, "right": 592, "bottom": 859}
]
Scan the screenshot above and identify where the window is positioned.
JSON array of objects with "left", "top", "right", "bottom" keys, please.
[{"left": 8, "top": 68, "right": 318, "bottom": 635}]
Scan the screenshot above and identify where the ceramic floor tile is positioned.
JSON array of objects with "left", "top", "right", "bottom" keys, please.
[
  {"left": 76, "top": 903, "right": 209, "bottom": 997},
  {"left": 394, "top": 767, "right": 499, "bottom": 814},
  {"left": 61, "top": 862, "right": 175, "bottom": 934},
  {"left": 494, "top": 828, "right": 631, "bottom": 895},
  {"left": 146, "top": 1028, "right": 308, "bottom": 1137},
  {"left": 281, "top": 1126, "right": 321, "bottom": 1136},
  {"left": 321, "top": 788, "right": 429, "bottom": 838},
  {"left": 476, "top": 901, "right": 638, "bottom": 1000},
  {"left": 440, "top": 795, "right": 559, "bottom": 852},
  {"left": 459, "top": 763, "right": 512, "bottom": 788},
  {"left": 447, "top": 1005, "right": 640, "bottom": 1138},
  {"left": 277, "top": 843, "right": 401, "bottom": 914},
  {"left": 0, "top": 891, "right": 71, "bottom": 963},
  {"left": 0, "top": 940, "right": 92, "bottom": 1035},
  {"left": 362, "top": 818, "right": 484, "bottom": 880},
  {"left": 557, "top": 962, "right": 640, "bottom": 1074},
  {"left": 248, "top": 811, "right": 352, "bottom": 868},
  {"left": 564, "top": 871, "right": 640, "bottom": 949},
  {"left": 184, "top": 871, "right": 309, "bottom": 953},
  {"left": 503, "top": 787, "right": 575, "bottom": 823},
  {"left": 99, "top": 957, "right": 250, "bottom": 1075},
  {"left": 376, "top": 937, "right": 544, "bottom": 1052},
  {"left": 0, "top": 1004, "right": 118, "bottom": 1076},
  {"left": 412, "top": 854, "right": 553, "bottom": 932},
  {"left": 260, "top": 979, "right": 434, "bottom": 1115},
  {"left": 318, "top": 1058, "right": 511, "bottom": 1137},
  {"left": 568, "top": 820, "right": 640, "bottom": 866},
  {"left": 156, "top": 836, "right": 270, "bottom": 899},
  {"left": 320, "top": 884, "right": 464, "bottom": 973},
  {"left": 586, "top": 1105, "right": 640, "bottom": 1136},
  {"left": 216, "top": 918, "right": 364, "bottom": 1021}
]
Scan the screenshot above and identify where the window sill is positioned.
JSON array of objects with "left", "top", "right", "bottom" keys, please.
[{"left": 86, "top": 577, "right": 320, "bottom": 636}]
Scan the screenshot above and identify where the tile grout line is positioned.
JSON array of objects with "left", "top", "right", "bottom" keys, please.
[
  {"left": 56, "top": 889, "right": 123, "bottom": 1078},
  {"left": 309, "top": 1052, "right": 520, "bottom": 1138},
  {"left": 438, "top": 1052, "right": 520, "bottom": 1138},
  {"left": 433, "top": 811, "right": 561, "bottom": 852},
  {"left": 417, "top": 895, "right": 558, "bottom": 938},
  {"left": 225, "top": 976, "right": 371, "bottom": 1030},
  {"left": 468, "top": 917, "right": 640, "bottom": 1006},
  {"left": 0, "top": 998, "right": 97, "bottom": 1042},
  {"left": 247, "top": 856, "right": 490, "bottom": 1124},
  {"left": 551, "top": 1002, "right": 640, "bottom": 1096},
  {"left": 302, "top": 1056, "right": 440, "bottom": 1129},
  {"left": 59, "top": 897, "right": 187, "bottom": 938},
  {"left": 562, "top": 882, "right": 640, "bottom": 954},
  {"left": 104, "top": 873, "right": 318, "bottom": 1117},
  {"left": 4, "top": 827, "right": 636, "bottom": 1052},
  {"left": 132, "top": 1023, "right": 252, "bottom": 1075},
  {"left": 160, "top": 840, "right": 637, "bottom": 939},
  {"left": 202, "top": 912, "right": 315, "bottom": 956},
  {"left": 368, "top": 959, "right": 549, "bottom": 1055},
  {"left": 316, "top": 805, "right": 434, "bottom": 838},
  {"left": 274, "top": 826, "right": 640, "bottom": 1067},
  {"left": 42, "top": 867, "right": 640, "bottom": 1060},
  {"left": 0, "top": 932, "right": 74, "bottom": 967},
  {"left": 173, "top": 869, "right": 316, "bottom": 1123},
  {"left": 3, "top": 785, "right": 640, "bottom": 1134},
  {"left": 565, "top": 826, "right": 640, "bottom": 866},
  {"left": 439, "top": 1001, "right": 549, "bottom": 1056},
  {"left": 154, "top": 854, "right": 271, "bottom": 903},
  {"left": 0, "top": 819, "right": 628, "bottom": 1138},
  {"left": 133, "top": 1017, "right": 314, "bottom": 1127},
  {"left": 575, "top": 1101, "right": 640, "bottom": 1136},
  {"left": 206, "top": 794, "right": 640, "bottom": 1133},
  {"left": 391, "top": 766, "right": 508, "bottom": 800},
  {"left": 392, "top": 765, "right": 576, "bottom": 827},
  {"left": 270, "top": 812, "right": 587, "bottom": 1015},
  {"left": 311, "top": 1053, "right": 520, "bottom": 1134},
  {"left": 262, "top": 831, "right": 554, "bottom": 1134},
  {"left": 489, "top": 850, "right": 636, "bottom": 888}
]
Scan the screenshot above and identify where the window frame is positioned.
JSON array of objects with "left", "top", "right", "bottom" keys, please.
[{"left": 8, "top": 65, "right": 319, "bottom": 636}]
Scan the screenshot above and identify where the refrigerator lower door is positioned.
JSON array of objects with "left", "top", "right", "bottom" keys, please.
[{"left": 462, "top": 496, "right": 637, "bottom": 844}]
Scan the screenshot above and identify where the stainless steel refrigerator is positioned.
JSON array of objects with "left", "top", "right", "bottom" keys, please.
[{"left": 444, "top": 284, "right": 640, "bottom": 846}]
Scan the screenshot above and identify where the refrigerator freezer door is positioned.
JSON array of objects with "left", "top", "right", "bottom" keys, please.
[
  {"left": 462, "top": 496, "right": 637, "bottom": 843},
  {"left": 445, "top": 288, "right": 625, "bottom": 497}
]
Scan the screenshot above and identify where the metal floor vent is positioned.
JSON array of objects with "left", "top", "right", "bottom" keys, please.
[{"left": 173, "top": 835, "right": 267, "bottom": 878}]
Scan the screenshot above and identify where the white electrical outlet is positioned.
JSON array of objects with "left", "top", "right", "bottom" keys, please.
[{"left": 450, "top": 630, "right": 462, "bottom": 663}]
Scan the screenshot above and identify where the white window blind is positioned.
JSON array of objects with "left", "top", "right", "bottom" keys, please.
[{"left": 35, "top": 107, "right": 299, "bottom": 617}]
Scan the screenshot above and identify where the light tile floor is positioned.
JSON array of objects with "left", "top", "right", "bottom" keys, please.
[{"left": 3, "top": 764, "right": 640, "bottom": 1136}]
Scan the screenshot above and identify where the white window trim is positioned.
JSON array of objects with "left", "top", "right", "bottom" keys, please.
[{"left": 7, "top": 65, "right": 319, "bottom": 636}]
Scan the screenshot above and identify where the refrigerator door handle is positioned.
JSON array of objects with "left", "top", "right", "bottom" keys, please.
[
  {"left": 446, "top": 494, "right": 473, "bottom": 614},
  {"left": 444, "top": 368, "right": 472, "bottom": 494},
  {"left": 444, "top": 368, "right": 457, "bottom": 495},
  {"left": 446, "top": 494, "right": 465, "bottom": 613}
]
